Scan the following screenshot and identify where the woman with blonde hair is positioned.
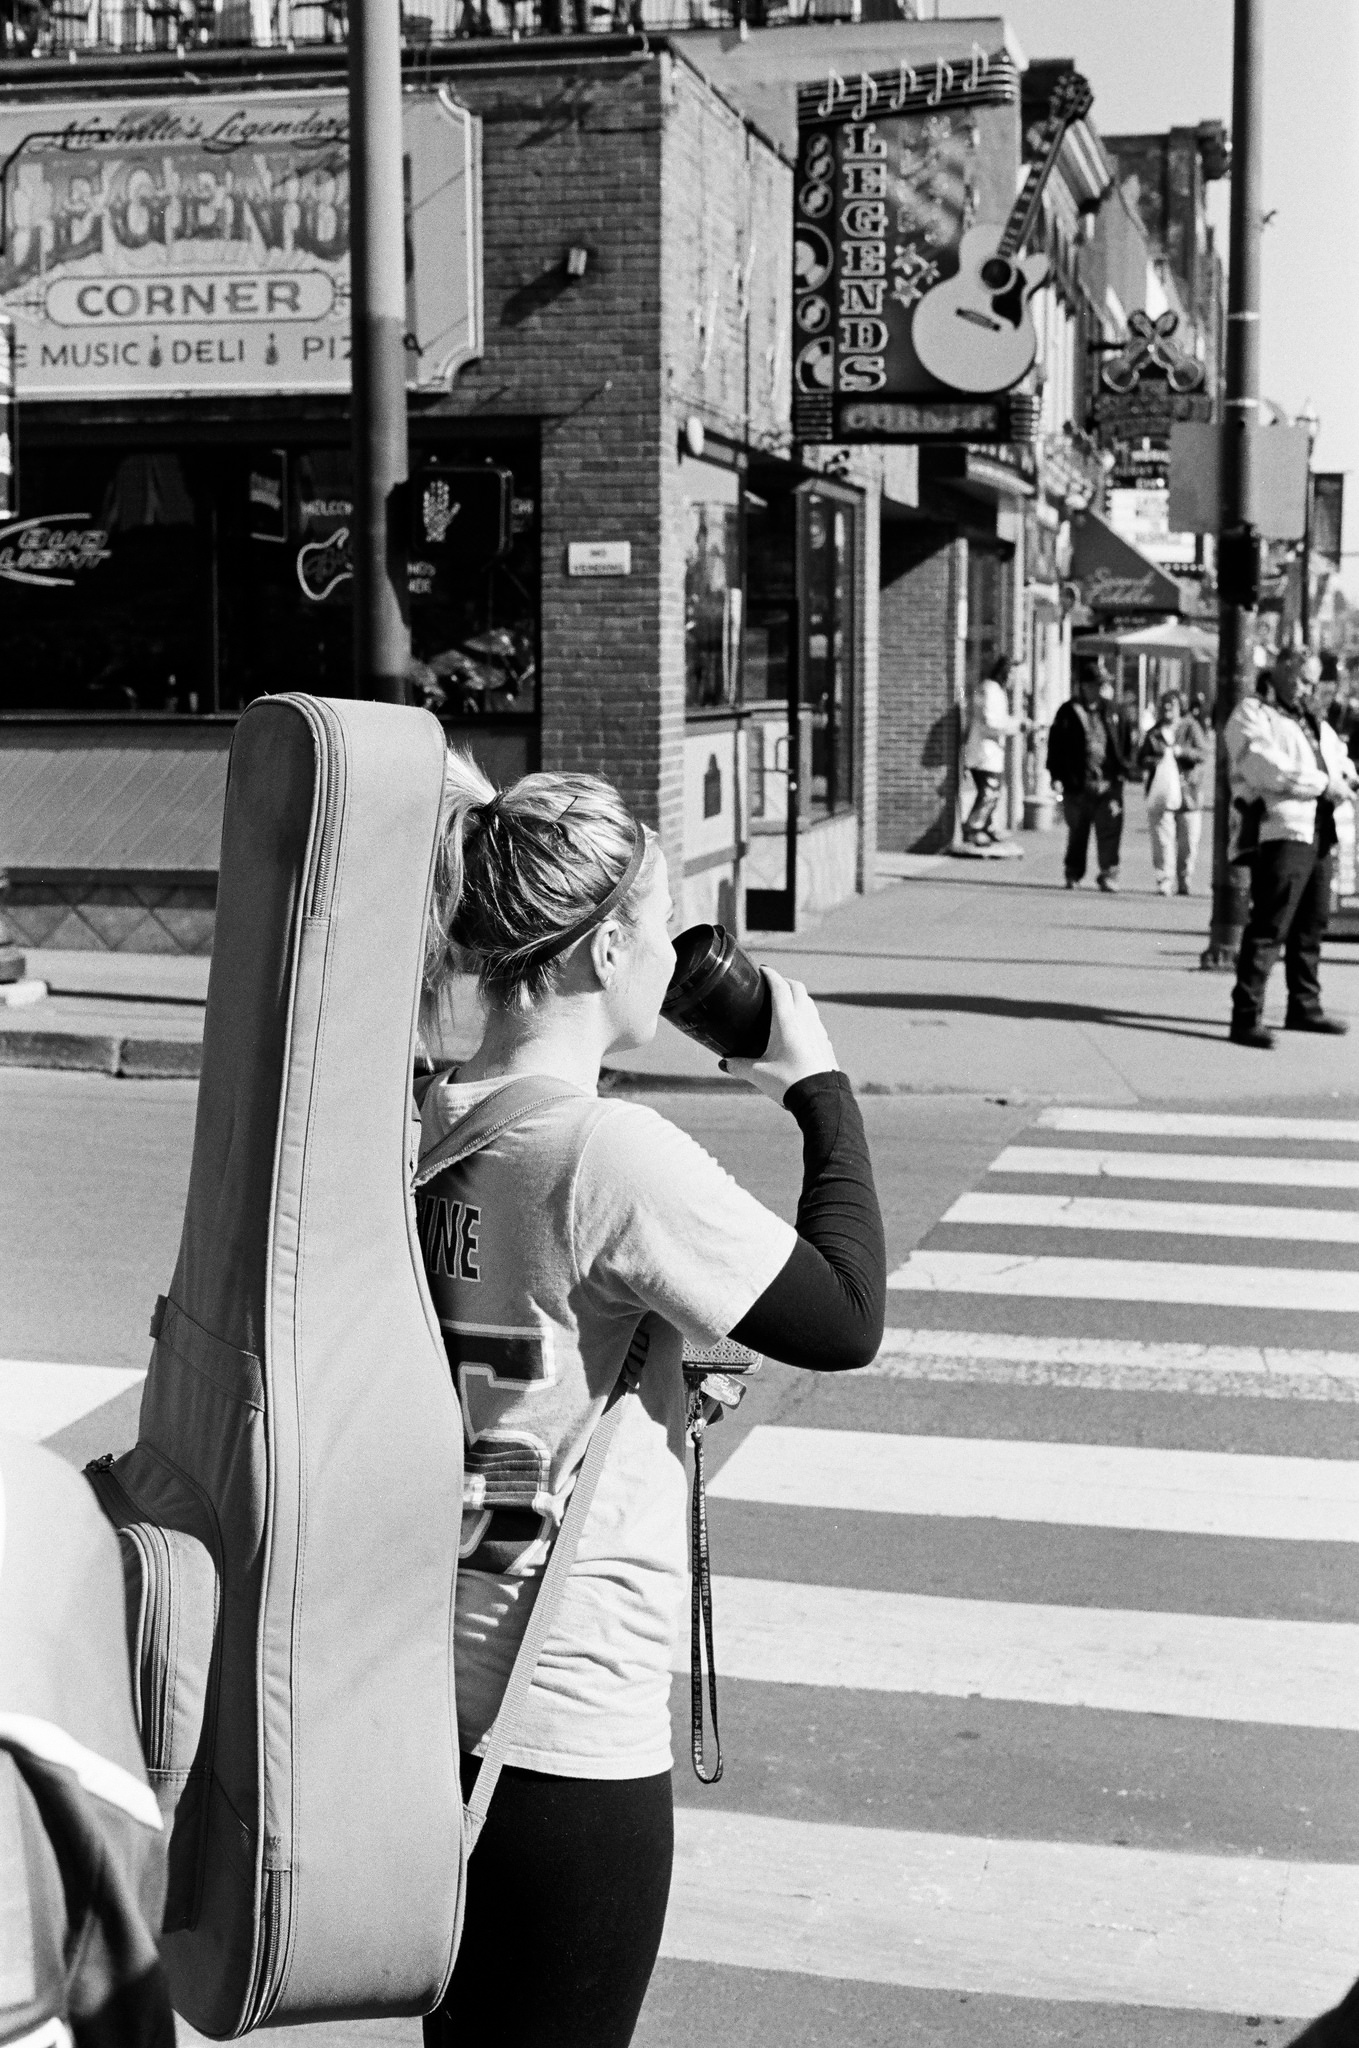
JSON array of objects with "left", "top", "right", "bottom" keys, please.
[{"left": 418, "top": 751, "right": 885, "bottom": 2048}]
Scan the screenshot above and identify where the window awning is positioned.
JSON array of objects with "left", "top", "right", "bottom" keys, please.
[{"left": 1070, "top": 510, "right": 1182, "bottom": 615}]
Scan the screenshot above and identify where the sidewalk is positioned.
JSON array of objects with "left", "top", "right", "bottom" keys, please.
[
  {"left": 4, "top": 797, "right": 1357, "bottom": 1103},
  {"left": 0, "top": 948, "right": 207, "bottom": 1078}
]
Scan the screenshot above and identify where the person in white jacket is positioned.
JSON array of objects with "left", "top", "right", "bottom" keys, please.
[
  {"left": 962, "top": 655, "right": 1024, "bottom": 846},
  {"left": 1226, "top": 655, "right": 1359, "bottom": 1048}
]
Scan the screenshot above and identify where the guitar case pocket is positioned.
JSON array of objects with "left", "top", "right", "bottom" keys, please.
[{"left": 86, "top": 1445, "right": 221, "bottom": 1933}]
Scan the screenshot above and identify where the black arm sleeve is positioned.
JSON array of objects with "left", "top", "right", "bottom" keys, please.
[{"left": 728, "top": 1070, "right": 886, "bottom": 1372}]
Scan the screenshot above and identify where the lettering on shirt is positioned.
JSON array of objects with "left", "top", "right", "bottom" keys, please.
[{"left": 417, "top": 1194, "right": 481, "bottom": 1282}]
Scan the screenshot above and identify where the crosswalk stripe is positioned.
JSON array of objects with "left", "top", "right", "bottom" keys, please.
[
  {"left": 708, "top": 1426, "right": 1359, "bottom": 1543},
  {"left": 0, "top": 1360, "right": 145, "bottom": 1441},
  {"left": 867, "top": 1326, "right": 1359, "bottom": 1400},
  {"left": 946, "top": 1190, "right": 1359, "bottom": 1242},
  {"left": 665, "top": 1808, "right": 1359, "bottom": 2017},
  {"left": 994, "top": 1145, "right": 1359, "bottom": 1189},
  {"left": 888, "top": 1248, "right": 1359, "bottom": 1312},
  {"left": 1038, "top": 1106, "right": 1359, "bottom": 1144},
  {"left": 683, "top": 1577, "right": 1359, "bottom": 1729}
]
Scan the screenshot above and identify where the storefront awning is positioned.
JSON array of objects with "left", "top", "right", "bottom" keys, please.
[
  {"left": 1070, "top": 510, "right": 1182, "bottom": 616},
  {"left": 922, "top": 447, "right": 1036, "bottom": 504}
]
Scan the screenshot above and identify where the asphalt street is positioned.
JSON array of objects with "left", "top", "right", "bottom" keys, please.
[{"left": 4, "top": 1072, "right": 1359, "bottom": 2044}]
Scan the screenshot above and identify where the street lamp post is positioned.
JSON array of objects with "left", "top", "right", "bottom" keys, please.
[
  {"left": 348, "top": 0, "right": 411, "bottom": 703},
  {"left": 1202, "top": 0, "right": 1264, "bottom": 971}
]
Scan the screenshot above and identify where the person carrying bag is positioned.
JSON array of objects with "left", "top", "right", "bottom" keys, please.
[
  {"left": 1138, "top": 690, "right": 1208, "bottom": 896},
  {"left": 416, "top": 756, "right": 886, "bottom": 2048}
]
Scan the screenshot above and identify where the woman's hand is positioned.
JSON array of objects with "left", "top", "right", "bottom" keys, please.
[{"left": 723, "top": 970, "right": 840, "bottom": 1104}]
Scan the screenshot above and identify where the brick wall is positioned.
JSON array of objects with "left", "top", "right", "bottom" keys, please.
[
  {"left": 429, "top": 54, "right": 796, "bottom": 887},
  {"left": 659, "top": 55, "right": 794, "bottom": 877},
  {"left": 877, "top": 525, "right": 965, "bottom": 853},
  {"left": 428, "top": 61, "right": 670, "bottom": 845}
]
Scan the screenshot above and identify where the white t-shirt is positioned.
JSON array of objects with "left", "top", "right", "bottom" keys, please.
[
  {"left": 963, "top": 679, "right": 1017, "bottom": 773},
  {"left": 417, "top": 1073, "right": 797, "bottom": 1779}
]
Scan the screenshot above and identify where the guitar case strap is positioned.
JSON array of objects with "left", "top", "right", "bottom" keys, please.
[{"left": 413, "top": 1075, "right": 650, "bottom": 1854}]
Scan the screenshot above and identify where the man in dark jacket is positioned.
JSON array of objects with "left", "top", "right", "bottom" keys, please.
[{"left": 1046, "top": 660, "right": 1135, "bottom": 892}]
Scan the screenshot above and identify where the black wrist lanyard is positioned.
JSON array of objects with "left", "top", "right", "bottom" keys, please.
[
  {"left": 686, "top": 1384, "right": 723, "bottom": 1785},
  {"left": 681, "top": 1341, "right": 761, "bottom": 1786}
]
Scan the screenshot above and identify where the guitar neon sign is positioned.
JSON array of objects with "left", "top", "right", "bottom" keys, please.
[
  {"left": 1100, "top": 309, "right": 1206, "bottom": 395},
  {"left": 296, "top": 526, "right": 351, "bottom": 602},
  {"left": 911, "top": 71, "right": 1094, "bottom": 396}
]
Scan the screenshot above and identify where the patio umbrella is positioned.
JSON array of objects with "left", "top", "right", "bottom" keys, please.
[{"left": 1115, "top": 620, "right": 1218, "bottom": 658}]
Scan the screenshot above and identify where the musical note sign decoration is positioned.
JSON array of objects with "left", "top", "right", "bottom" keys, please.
[{"left": 793, "top": 55, "right": 1088, "bottom": 442}]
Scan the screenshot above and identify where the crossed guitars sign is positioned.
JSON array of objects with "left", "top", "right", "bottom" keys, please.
[{"left": 1101, "top": 309, "right": 1206, "bottom": 396}]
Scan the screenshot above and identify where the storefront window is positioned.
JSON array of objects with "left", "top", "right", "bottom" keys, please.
[
  {"left": 801, "top": 490, "right": 855, "bottom": 818},
  {"left": 684, "top": 500, "right": 742, "bottom": 710},
  {"left": 744, "top": 490, "right": 795, "bottom": 708},
  {"left": 0, "top": 436, "right": 540, "bottom": 720}
]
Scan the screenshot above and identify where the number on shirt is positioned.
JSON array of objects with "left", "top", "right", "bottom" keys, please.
[{"left": 442, "top": 1321, "right": 556, "bottom": 1577}]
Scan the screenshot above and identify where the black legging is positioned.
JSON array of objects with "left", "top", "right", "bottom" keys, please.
[{"left": 423, "top": 1758, "right": 674, "bottom": 2048}]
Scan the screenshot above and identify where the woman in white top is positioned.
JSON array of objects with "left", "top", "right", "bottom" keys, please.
[
  {"left": 962, "top": 654, "right": 1022, "bottom": 845},
  {"left": 418, "top": 752, "right": 885, "bottom": 2048}
]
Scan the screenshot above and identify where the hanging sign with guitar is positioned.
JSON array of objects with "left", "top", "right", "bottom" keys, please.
[{"left": 793, "top": 58, "right": 1092, "bottom": 441}]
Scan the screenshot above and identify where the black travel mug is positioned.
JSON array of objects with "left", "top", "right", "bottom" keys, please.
[{"left": 662, "top": 924, "right": 773, "bottom": 1060}]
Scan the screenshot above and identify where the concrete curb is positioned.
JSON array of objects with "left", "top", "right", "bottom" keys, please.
[
  {"left": 0, "top": 1032, "right": 746, "bottom": 1091},
  {"left": 0, "top": 1032, "right": 203, "bottom": 1080},
  {"left": 0, "top": 1032, "right": 1032, "bottom": 1100}
]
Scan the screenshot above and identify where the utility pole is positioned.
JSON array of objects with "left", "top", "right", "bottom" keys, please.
[
  {"left": 348, "top": 0, "right": 410, "bottom": 703},
  {"left": 1298, "top": 400, "right": 1319, "bottom": 650},
  {"left": 1202, "top": 0, "right": 1263, "bottom": 970}
]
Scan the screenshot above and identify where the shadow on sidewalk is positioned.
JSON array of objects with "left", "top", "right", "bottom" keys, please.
[{"left": 811, "top": 989, "right": 1228, "bottom": 1044}]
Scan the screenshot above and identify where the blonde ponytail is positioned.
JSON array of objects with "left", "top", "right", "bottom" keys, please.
[{"left": 422, "top": 748, "right": 658, "bottom": 1030}]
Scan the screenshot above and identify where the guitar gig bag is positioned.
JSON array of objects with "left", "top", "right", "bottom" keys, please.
[{"left": 87, "top": 694, "right": 466, "bottom": 2035}]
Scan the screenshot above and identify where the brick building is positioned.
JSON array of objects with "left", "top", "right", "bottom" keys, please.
[
  {"left": 0, "top": 32, "right": 890, "bottom": 949},
  {"left": 0, "top": 11, "right": 1230, "bottom": 948}
]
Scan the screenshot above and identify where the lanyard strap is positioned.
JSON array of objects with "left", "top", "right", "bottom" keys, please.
[{"left": 686, "top": 1387, "right": 723, "bottom": 1786}]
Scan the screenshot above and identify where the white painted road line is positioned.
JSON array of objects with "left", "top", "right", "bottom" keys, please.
[
  {"left": 680, "top": 1578, "right": 1359, "bottom": 1730},
  {"left": 888, "top": 1249, "right": 1359, "bottom": 1313},
  {"left": 866, "top": 1327, "right": 1359, "bottom": 1400},
  {"left": 993, "top": 1145, "right": 1359, "bottom": 1189},
  {"left": 1038, "top": 1106, "right": 1359, "bottom": 1145},
  {"left": 947, "top": 1190, "right": 1359, "bottom": 1243},
  {"left": 665, "top": 1808, "right": 1359, "bottom": 2017},
  {"left": 709, "top": 1427, "right": 1359, "bottom": 1544},
  {"left": 0, "top": 1360, "right": 145, "bottom": 1440}
]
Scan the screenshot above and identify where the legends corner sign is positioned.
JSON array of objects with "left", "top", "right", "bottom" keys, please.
[
  {"left": 0, "top": 88, "right": 482, "bottom": 401},
  {"left": 793, "top": 57, "right": 1092, "bottom": 444}
]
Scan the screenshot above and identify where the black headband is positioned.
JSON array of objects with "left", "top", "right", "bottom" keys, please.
[{"left": 526, "top": 822, "right": 647, "bottom": 966}]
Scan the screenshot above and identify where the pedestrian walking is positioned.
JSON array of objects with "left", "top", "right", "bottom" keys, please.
[
  {"left": 962, "top": 654, "right": 1023, "bottom": 847},
  {"left": 1226, "top": 653, "right": 1359, "bottom": 1048},
  {"left": 1046, "top": 658, "right": 1135, "bottom": 891},
  {"left": 417, "top": 757, "right": 885, "bottom": 2048},
  {"left": 1137, "top": 690, "right": 1210, "bottom": 895}
]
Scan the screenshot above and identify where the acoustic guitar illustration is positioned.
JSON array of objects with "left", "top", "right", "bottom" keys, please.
[{"left": 912, "top": 71, "right": 1094, "bottom": 396}]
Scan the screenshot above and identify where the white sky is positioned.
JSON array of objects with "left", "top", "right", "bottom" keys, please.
[{"left": 936, "top": 0, "right": 1359, "bottom": 585}]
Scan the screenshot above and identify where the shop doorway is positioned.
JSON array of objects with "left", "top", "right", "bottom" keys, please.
[{"left": 744, "top": 481, "right": 857, "bottom": 931}]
